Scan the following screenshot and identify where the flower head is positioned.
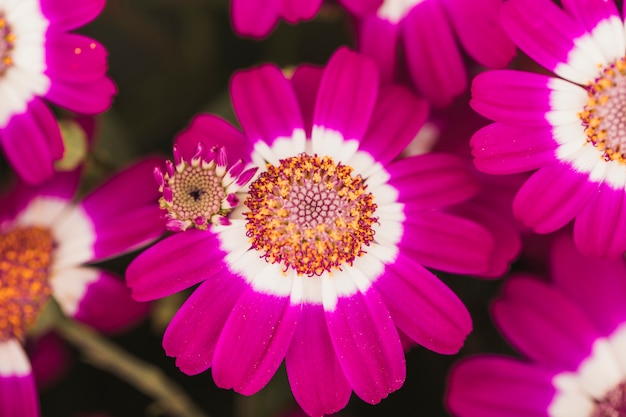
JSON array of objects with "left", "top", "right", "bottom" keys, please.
[
  {"left": 446, "top": 234, "right": 626, "bottom": 417},
  {"left": 340, "top": 0, "right": 515, "bottom": 107},
  {"left": 0, "top": 0, "right": 116, "bottom": 184},
  {"left": 0, "top": 158, "right": 165, "bottom": 416},
  {"left": 155, "top": 142, "right": 257, "bottom": 231},
  {"left": 127, "top": 47, "right": 496, "bottom": 417},
  {"left": 470, "top": 0, "right": 626, "bottom": 258}
]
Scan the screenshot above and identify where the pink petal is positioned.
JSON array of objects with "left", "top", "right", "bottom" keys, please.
[
  {"left": 231, "top": 64, "right": 304, "bottom": 147},
  {"left": 446, "top": 356, "right": 557, "bottom": 417},
  {"left": 441, "top": 0, "right": 515, "bottom": 68},
  {"left": 400, "top": 211, "right": 494, "bottom": 274},
  {"left": 212, "top": 290, "right": 300, "bottom": 395},
  {"left": 513, "top": 165, "right": 597, "bottom": 233},
  {"left": 45, "top": 34, "right": 108, "bottom": 83},
  {"left": 0, "top": 341, "right": 39, "bottom": 417},
  {"left": 358, "top": 16, "right": 400, "bottom": 82},
  {"left": 285, "top": 305, "right": 351, "bottom": 417},
  {"left": 359, "top": 86, "right": 428, "bottom": 166},
  {"left": 73, "top": 270, "right": 149, "bottom": 334},
  {"left": 163, "top": 272, "right": 247, "bottom": 375},
  {"left": 339, "top": 0, "right": 382, "bottom": 16},
  {"left": 280, "top": 0, "right": 322, "bottom": 23},
  {"left": 126, "top": 230, "right": 227, "bottom": 301},
  {"left": 325, "top": 287, "right": 405, "bottom": 404},
  {"left": 312, "top": 47, "right": 378, "bottom": 142},
  {"left": 403, "top": 2, "right": 466, "bottom": 107},
  {"left": 231, "top": 0, "right": 280, "bottom": 38},
  {"left": 40, "top": 0, "right": 105, "bottom": 31},
  {"left": 290, "top": 65, "right": 323, "bottom": 138},
  {"left": 45, "top": 75, "right": 116, "bottom": 115},
  {"left": 174, "top": 114, "right": 252, "bottom": 163},
  {"left": 494, "top": 276, "right": 602, "bottom": 370},
  {"left": 387, "top": 153, "right": 479, "bottom": 210},
  {"left": 373, "top": 253, "right": 472, "bottom": 354},
  {"left": 0, "top": 98, "right": 62, "bottom": 184}
]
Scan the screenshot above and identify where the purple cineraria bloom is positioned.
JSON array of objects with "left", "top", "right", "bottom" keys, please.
[
  {"left": 231, "top": 0, "right": 322, "bottom": 38},
  {"left": 0, "top": 0, "right": 116, "bottom": 185},
  {"left": 127, "top": 47, "right": 496, "bottom": 416},
  {"left": 154, "top": 142, "right": 257, "bottom": 231},
  {"left": 339, "top": 0, "right": 515, "bottom": 107},
  {"left": 0, "top": 158, "right": 165, "bottom": 416},
  {"left": 446, "top": 234, "right": 626, "bottom": 417},
  {"left": 470, "top": 0, "right": 626, "bottom": 258}
]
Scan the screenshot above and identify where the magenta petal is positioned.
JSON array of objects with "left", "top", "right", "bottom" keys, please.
[
  {"left": 358, "top": 16, "right": 399, "bottom": 82},
  {"left": 313, "top": 47, "right": 378, "bottom": 141},
  {"left": 231, "top": 0, "right": 280, "bottom": 38},
  {"left": 29, "top": 332, "right": 71, "bottom": 389},
  {"left": 290, "top": 65, "right": 323, "bottom": 138},
  {"left": 513, "top": 165, "right": 597, "bottom": 233},
  {"left": 501, "top": 0, "right": 588, "bottom": 79},
  {"left": 446, "top": 356, "right": 556, "bottom": 417},
  {"left": 40, "top": 0, "right": 104, "bottom": 31},
  {"left": 175, "top": 114, "right": 252, "bottom": 163},
  {"left": 471, "top": 123, "right": 557, "bottom": 174},
  {"left": 45, "top": 34, "right": 108, "bottom": 83},
  {"left": 212, "top": 290, "right": 299, "bottom": 395},
  {"left": 400, "top": 211, "right": 494, "bottom": 274},
  {"left": 359, "top": 86, "right": 428, "bottom": 166},
  {"left": 80, "top": 158, "right": 165, "bottom": 261},
  {"left": 286, "top": 305, "right": 351, "bottom": 417},
  {"left": 0, "top": 98, "right": 62, "bottom": 184},
  {"left": 442, "top": 0, "right": 515, "bottom": 68},
  {"left": 471, "top": 70, "right": 555, "bottom": 125},
  {"left": 325, "top": 288, "right": 405, "bottom": 404},
  {"left": 163, "top": 273, "right": 247, "bottom": 375},
  {"left": 280, "top": 0, "right": 322, "bottom": 23},
  {"left": 0, "top": 374, "right": 40, "bottom": 417},
  {"left": 403, "top": 2, "right": 466, "bottom": 107},
  {"left": 339, "top": 0, "right": 382, "bottom": 16},
  {"left": 562, "top": 0, "right": 621, "bottom": 34},
  {"left": 573, "top": 185, "right": 626, "bottom": 258},
  {"left": 494, "top": 276, "right": 602, "bottom": 369},
  {"left": 387, "top": 153, "right": 478, "bottom": 210},
  {"left": 551, "top": 234, "right": 626, "bottom": 336},
  {"left": 45, "top": 74, "right": 116, "bottom": 115},
  {"left": 126, "top": 230, "right": 226, "bottom": 301},
  {"left": 231, "top": 64, "right": 304, "bottom": 146},
  {"left": 374, "top": 253, "right": 471, "bottom": 354},
  {"left": 73, "top": 270, "right": 149, "bottom": 334}
]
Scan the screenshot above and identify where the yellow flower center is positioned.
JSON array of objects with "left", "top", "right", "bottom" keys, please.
[
  {"left": 0, "top": 226, "right": 54, "bottom": 342},
  {"left": 244, "top": 154, "right": 377, "bottom": 276},
  {"left": 579, "top": 57, "right": 626, "bottom": 163}
]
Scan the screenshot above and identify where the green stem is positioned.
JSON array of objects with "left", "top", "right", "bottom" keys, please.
[{"left": 52, "top": 313, "right": 209, "bottom": 417}]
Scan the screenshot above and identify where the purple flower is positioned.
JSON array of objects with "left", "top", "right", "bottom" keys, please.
[
  {"left": 446, "top": 234, "right": 626, "bottom": 417},
  {"left": 341, "top": 0, "right": 515, "bottom": 107},
  {"left": 470, "top": 0, "right": 626, "bottom": 258},
  {"left": 127, "top": 47, "right": 497, "bottom": 416},
  {"left": 0, "top": 0, "right": 116, "bottom": 184},
  {"left": 0, "top": 158, "right": 165, "bottom": 416}
]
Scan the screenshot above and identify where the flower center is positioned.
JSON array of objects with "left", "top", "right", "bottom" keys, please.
[
  {"left": 0, "top": 226, "right": 54, "bottom": 342},
  {"left": 592, "top": 381, "right": 626, "bottom": 417},
  {"left": 0, "top": 14, "right": 15, "bottom": 74},
  {"left": 244, "top": 153, "right": 377, "bottom": 276},
  {"left": 156, "top": 144, "right": 257, "bottom": 231},
  {"left": 579, "top": 57, "right": 626, "bottom": 163}
]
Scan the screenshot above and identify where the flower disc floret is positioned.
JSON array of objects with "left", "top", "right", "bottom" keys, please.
[
  {"left": 244, "top": 153, "right": 377, "bottom": 276},
  {"left": 155, "top": 144, "right": 257, "bottom": 231},
  {"left": 578, "top": 57, "right": 626, "bottom": 163},
  {"left": 592, "top": 381, "right": 626, "bottom": 417},
  {"left": 0, "top": 226, "right": 54, "bottom": 342},
  {"left": 0, "top": 13, "right": 15, "bottom": 74}
]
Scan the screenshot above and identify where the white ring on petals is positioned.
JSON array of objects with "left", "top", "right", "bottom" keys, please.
[{"left": 0, "top": 339, "right": 30, "bottom": 376}]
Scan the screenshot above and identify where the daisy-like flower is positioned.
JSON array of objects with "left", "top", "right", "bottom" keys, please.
[
  {"left": 470, "top": 0, "right": 626, "bottom": 257},
  {"left": 127, "top": 47, "right": 497, "bottom": 416},
  {"left": 0, "top": 0, "right": 115, "bottom": 184},
  {"left": 0, "top": 159, "right": 164, "bottom": 416},
  {"left": 446, "top": 234, "right": 626, "bottom": 417},
  {"left": 339, "top": 0, "right": 515, "bottom": 107},
  {"left": 231, "top": 0, "right": 322, "bottom": 38}
]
